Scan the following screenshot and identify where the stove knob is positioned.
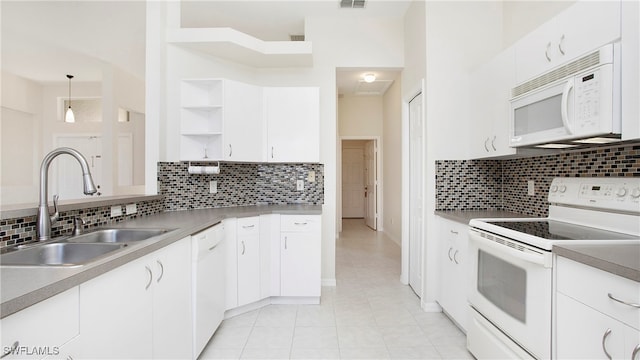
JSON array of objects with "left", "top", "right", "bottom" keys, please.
[
  {"left": 616, "top": 187, "right": 628, "bottom": 197},
  {"left": 559, "top": 185, "right": 567, "bottom": 193},
  {"left": 550, "top": 185, "right": 558, "bottom": 192},
  {"left": 631, "top": 188, "right": 640, "bottom": 198}
]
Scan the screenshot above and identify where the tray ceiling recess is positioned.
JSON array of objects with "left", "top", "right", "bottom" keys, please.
[{"left": 166, "top": 27, "right": 313, "bottom": 68}]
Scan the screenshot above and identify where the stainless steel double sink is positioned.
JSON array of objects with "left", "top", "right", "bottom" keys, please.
[{"left": 1, "top": 228, "right": 172, "bottom": 267}]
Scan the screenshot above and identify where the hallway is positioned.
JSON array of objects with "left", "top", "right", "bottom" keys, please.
[{"left": 199, "top": 219, "right": 470, "bottom": 359}]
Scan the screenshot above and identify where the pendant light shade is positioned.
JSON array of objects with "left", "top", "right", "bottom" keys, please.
[{"left": 65, "top": 74, "right": 75, "bottom": 123}]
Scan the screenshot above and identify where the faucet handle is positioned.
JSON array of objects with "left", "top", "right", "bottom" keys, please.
[
  {"left": 72, "top": 217, "right": 85, "bottom": 236},
  {"left": 50, "top": 194, "right": 60, "bottom": 223}
]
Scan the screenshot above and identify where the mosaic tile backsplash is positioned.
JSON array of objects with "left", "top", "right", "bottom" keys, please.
[
  {"left": 0, "top": 198, "right": 164, "bottom": 249},
  {"left": 436, "top": 143, "right": 640, "bottom": 217},
  {"left": 159, "top": 162, "right": 324, "bottom": 211}
]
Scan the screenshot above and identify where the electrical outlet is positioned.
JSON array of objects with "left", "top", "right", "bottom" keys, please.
[
  {"left": 528, "top": 180, "right": 535, "bottom": 196},
  {"left": 307, "top": 171, "right": 315, "bottom": 182},
  {"left": 296, "top": 179, "right": 304, "bottom": 191},
  {"left": 125, "top": 203, "right": 137, "bottom": 215},
  {"left": 110, "top": 205, "right": 123, "bottom": 217},
  {"left": 210, "top": 181, "right": 217, "bottom": 194}
]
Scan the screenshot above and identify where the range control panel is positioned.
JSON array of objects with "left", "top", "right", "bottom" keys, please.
[{"left": 548, "top": 177, "right": 640, "bottom": 214}]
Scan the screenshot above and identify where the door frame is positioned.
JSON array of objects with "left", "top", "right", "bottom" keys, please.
[
  {"left": 401, "top": 80, "right": 426, "bottom": 292},
  {"left": 337, "top": 136, "right": 382, "bottom": 233}
]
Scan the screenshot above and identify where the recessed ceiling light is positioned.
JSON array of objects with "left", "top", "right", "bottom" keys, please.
[{"left": 363, "top": 74, "right": 376, "bottom": 83}]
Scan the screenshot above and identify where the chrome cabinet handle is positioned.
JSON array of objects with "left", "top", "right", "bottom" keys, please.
[
  {"left": 450, "top": 230, "right": 459, "bottom": 235},
  {"left": 484, "top": 138, "right": 489, "bottom": 152},
  {"left": 241, "top": 240, "right": 246, "bottom": 255},
  {"left": 608, "top": 293, "right": 640, "bottom": 308},
  {"left": 545, "top": 42, "right": 552, "bottom": 62},
  {"left": 294, "top": 222, "right": 308, "bottom": 226},
  {"left": 491, "top": 136, "right": 497, "bottom": 151},
  {"left": 156, "top": 260, "right": 164, "bottom": 283},
  {"left": 453, "top": 250, "right": 459, "bottom": 264},
  {"left": 2, "top": 341, "right": 19, "bottom": 358},
  {"left": 271, "top": 146, "right": 274, "bottom": 159},
  {"left": 602, "top": 328, "right": 613, "bottom": 360},
  {"left": 208, "top": 243, "right": 219, "bottom": 251},
  {"left": 242, "top": 224, "right": 255, "bottom": 229},
  {"left": 145, "top": 266, "right": 153, "bottom": 290},
  {"left": 448, "top": 247, "right": 453, "bottom": 261},
  {"left": 632, "top": 344, "right": 640, "bottom": 360},
  {"left": 284, "top": 236, "right": 288, "bottom": 250},
  {"left": 228, "top": 144, "right": 232, "bottom": 157},
  {"left": 558, "top": 34, "right": 565, "bottom": 55}
]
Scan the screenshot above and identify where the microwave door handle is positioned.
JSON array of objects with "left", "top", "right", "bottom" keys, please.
[{"left": 561, "top": 78, "right": 575, "bottom": 134}]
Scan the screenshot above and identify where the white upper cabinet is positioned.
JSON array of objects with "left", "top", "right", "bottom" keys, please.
[
  {"left": 469, "top": 47, "right": 517, "bottom": 159},
  {"left": 264, "top": 87, "right": 320, "bottom": 163},
  {"left": 515, "top": 1, "right": 621, "bottom": 84},
  {"left": 223, "top": 80, "right": 264, "bottom": 162}
]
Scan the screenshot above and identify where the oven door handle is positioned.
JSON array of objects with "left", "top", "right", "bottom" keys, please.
[{"left": 469, "top": 230, "right": 550, "bottom": 267}]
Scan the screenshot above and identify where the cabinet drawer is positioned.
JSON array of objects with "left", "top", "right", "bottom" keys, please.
[
  {"left": 1, "top": 288, "right": 79, "bottom": 359},
  {"left": 281, "top": 215, "right": 320, "bottom": 232},
  {"left": 237, "top": 217, "right": 259, "bottom": 235},
  {"left": 556, "top": 256, "right": 640, "bottom": 330}
]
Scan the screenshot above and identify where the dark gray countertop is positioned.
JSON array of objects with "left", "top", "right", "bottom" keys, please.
[
  {"left": 434, "top": 210, "right": 532, "bottom": 224},
  {"left": 1, "top": 204, "right": 321, "bottom": 318},
  {"left": 553, "top": 244, "right": 640, "bottom": 282}
]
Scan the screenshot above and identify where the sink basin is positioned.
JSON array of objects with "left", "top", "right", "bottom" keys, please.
[
  {"left": 0, "top": 243, "right": 127, "bottom": 267},
  {"left": 66, "top": 228, "right": 172, "bottom": 244}
]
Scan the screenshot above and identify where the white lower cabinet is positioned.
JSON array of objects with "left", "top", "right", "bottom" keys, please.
[
  {"left": 280, "top": 215, "right": 321, "bottom": 297},
  {"left": 1, "top": 287, "right": 79, "bottom": 360},
  {"left": 79, "top": 237, "right": 192, "bottom": 359},
  {"left": 236, "top": 217, "right": 261, "bottom": 307},
  {"left": 436, "top": 216, "right": 469, "bottom": 331},
  {"left": 555, "top": 256, "right": 640, "bottom": 360}
]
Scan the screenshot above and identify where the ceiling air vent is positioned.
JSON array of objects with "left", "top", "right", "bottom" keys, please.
[
  {"left": 340, "top": 0, "right": 366, "bottom": 8},
  {"left": 290, "top": 35, "right": 305, "bottom": 41}
]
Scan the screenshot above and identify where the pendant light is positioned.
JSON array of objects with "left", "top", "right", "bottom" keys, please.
[{"left": 65, "top": 74, "right": 75, "bottom": 123}]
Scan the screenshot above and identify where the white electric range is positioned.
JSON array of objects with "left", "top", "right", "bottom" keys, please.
[{"left": 466, "top": 177, "right": 640, "bottom": 360}]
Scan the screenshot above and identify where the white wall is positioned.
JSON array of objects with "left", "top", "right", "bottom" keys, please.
[
  {"left": 338, "top": 95, "right": 383, "bottom": 137},
  {"left": 382, "top": 79, "right": 402, "bottom": 246}
]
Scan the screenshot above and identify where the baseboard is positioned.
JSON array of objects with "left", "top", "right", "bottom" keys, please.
[
  {"left": 322, "top": 278, "right": 337, "bottom": 287},
  {"left": 421, "top": 300, "right": 443, "bottom": 312},
  {"left": 383, "top": 229, "right": 401, "bottom": 247},
  {"left": 224, "top": 295, "right": 321, "bottom": 319}
]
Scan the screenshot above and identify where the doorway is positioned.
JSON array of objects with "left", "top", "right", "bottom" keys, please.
[{"left": 340, "top": 138, "right": 379, "bottom": 231}]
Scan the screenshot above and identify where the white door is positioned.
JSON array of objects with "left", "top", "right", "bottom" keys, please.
[
  {"left": 409, "top": 94, "right": 424, "bottom": 297},
  {"left": 54, "top": 135, "right": 103, "bottom": 199},
  {"left": 364, "top": 140, "right": 377, "bottom": 230},
  {"left": 342, "top": 147, "right": 365, "bottom": 218}
]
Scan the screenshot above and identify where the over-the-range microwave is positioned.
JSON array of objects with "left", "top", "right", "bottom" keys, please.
[{"left": 510, "top": 43, "right": 621, "bottom": 148}]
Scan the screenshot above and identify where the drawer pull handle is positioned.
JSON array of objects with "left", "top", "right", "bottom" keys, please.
[
  {"left": 242, "top": 225, "right": 255, "bottom": 229},
  {"left": 294, "top": 222, "right": 308, "bottom": 226},
  {"left": 632, "top": 344, "right": 640, "bottom": 360},
  {"left": 1, "top": 341, "right": 19, "bottom": 358},
  {"left": 450, "top": 230, "right": 458, "bottom": 235},
  {"left": 603, "top": 328, "right": 612, "bottom": 360},
  {"left": 208, "top": 244, "right": 219, "bottom": 251},
  {"left": 608, "top": 293, "right": 640, "bottom": 308}
]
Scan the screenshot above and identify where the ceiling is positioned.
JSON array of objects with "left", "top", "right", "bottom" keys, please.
[{"left": 2, "top": 1, "right": 409, "bottom": 92}]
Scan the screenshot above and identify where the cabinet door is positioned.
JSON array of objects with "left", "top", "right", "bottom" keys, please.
[
  {"left": 237, "top": 229, "right": 261, "bottom": 307},
  {"left": 79, "top": 256, "right": 153, "bottom": 358},
  {"left": 224, "top": 80, "right": 264, "bottom": 162},
  {"left": 437, "top": 217, "right": 469, "bottom": 331},
  {"left": 265, "top": 87, "right": 320, "bottom": 163},
  {"left": 280, "top": 232, "right": 321, "bottom": 297},
  {"left": 224, "top": 218, "right": 238, "bottom": 310},
  {"left": 556, "top": 292, "right": 627, "bottom": 360},
  {"left": 152, "top": 237, "right": 192, "bottom": 359}
]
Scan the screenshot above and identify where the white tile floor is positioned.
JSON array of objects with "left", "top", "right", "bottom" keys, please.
[{"left": 199, "top": 219, "right": 472, "bottom": 360}]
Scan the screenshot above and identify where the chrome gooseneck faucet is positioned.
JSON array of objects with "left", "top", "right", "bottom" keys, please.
[{"left": 37, "top": 147, "right": 98, "bottom": 241}]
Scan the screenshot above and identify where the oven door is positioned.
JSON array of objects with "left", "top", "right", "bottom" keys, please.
[{"left": 467, "top": 228, "right": 553, "bottom": 360}]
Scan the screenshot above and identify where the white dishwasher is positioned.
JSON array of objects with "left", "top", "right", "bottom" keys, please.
[{"left": 192, "top": 222, "right": 225, "bottom": 358}]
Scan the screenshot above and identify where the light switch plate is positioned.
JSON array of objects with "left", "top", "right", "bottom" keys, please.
[
  {"left": 528, "top": 180, "right": 535, "bottom": 196},
  {"left": 110, "top": 205, "right": 123, "bottom": 217},
  {"left": 296, "top": 179, "right": 304, "bottom": 191},
  {"left": 210, "top": 181, "right": 217, "bottom": 194},
  {"left": 126, "top": 203, "right": 137, "bottom": 215}
]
